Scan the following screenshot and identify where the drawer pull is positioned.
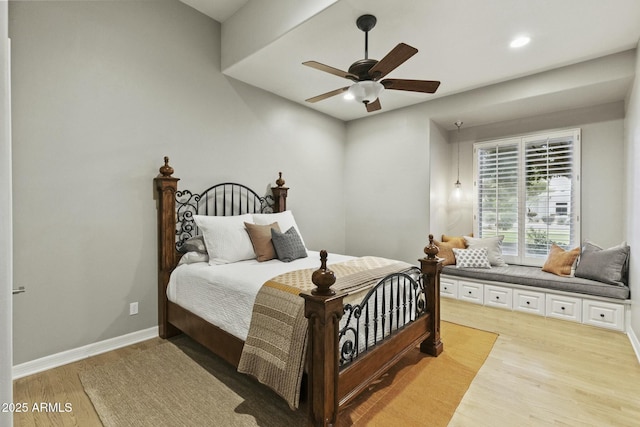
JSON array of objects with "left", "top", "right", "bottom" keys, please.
[
  {"left": 561, "top": 307, "right": 566, "bottom": 311},
  {"left": 526, "top": 301, "right": 530, "bottom": 305},
  {"left": 468, "top": 291, "right": 472, "bottom": 295},
  {"left": 496, "top": 296, "right": 500, "bottom": 300},
  {"left": 600, "top": 313, "right": 605, "bottom": 318}
]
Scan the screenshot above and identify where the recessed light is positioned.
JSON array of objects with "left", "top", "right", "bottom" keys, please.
[{"left": 510, "top": 36, "right": 530, "bottom": 48}]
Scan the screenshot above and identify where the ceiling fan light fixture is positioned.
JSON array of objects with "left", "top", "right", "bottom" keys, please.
[{"left": 348, "top": 80, "right": 384, "bottom": 104}]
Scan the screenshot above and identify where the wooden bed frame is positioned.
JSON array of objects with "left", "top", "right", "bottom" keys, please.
[{"left": 154, "top": 157, "right": 443, "bottom": 427}]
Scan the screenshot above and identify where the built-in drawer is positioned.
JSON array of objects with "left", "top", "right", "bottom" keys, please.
[
  {"left": 440, "top": 277, "right": 458, "bottom": 298},
  {"left": 546, "top": 294, "right": 582, "bottom": 322},
  {"left": 513, "top": 289, "right": 546, "bottom": 316},
  {"left": 458, "top": 281, "right": 484, "bottom": 305},
  {"left": 484, "top": 284, "right": 513, "bottom": 309},
  {"left": 582, "top": 300, "right": 625, "bottom": 331}
]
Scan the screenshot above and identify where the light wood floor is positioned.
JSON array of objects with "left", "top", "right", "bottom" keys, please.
[
  {"left": 444, "top": 298, "right": 640, "bottom": 427},
  {"left": 12, "top": 298, "right": 640, "bottom": 426}
]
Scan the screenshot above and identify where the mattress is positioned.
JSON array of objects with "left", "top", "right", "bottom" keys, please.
[{"left": 167, "top": 250, "right": 354, "bottom": 340}]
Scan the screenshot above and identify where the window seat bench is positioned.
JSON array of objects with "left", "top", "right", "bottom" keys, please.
[{"left": 440, "top": 264, "right": 630, "bottom": 331}]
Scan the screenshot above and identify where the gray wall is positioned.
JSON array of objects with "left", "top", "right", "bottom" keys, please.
[
  {"left": 9, "top": 1, "right": 346, "bottom": 364},
  {"left": 428, "top": 121, "right": 450, "bottom": 241},
  {"left": 344, "top": 109, "right": 431, "bottom": 264},
  {"left": 624, "top": 40, "right": 640, "bottom": 343}
]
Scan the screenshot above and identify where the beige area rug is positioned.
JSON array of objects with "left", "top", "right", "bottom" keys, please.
[{"left": 80, "top": 322, "right": 497, "bottom": 427}]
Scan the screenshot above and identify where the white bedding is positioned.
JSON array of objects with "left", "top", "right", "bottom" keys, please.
[{"left": 167, "top": 250, "right": 354, "bottom": 341}]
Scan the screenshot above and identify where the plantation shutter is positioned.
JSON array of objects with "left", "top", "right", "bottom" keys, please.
[
  {"left": 474, "top": 129, "right": 580, "bottom": 266},
  {"left": 523, "top": 132, "right": 579, "bottom": 260},
  {"left": 476, "top": 141, "right": 520, "bottom": 257}
]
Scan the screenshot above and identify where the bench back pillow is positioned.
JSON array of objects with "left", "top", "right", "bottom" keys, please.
[
  {"left": 542, "top": 244, "right": 580, "bottom": 276},
  {"left": 434, "top": 238, "right": 466, "bottom": 266},
  {"left": 452, "top": 247, "right": 491, "bottom": 269},
  {"left": 464, "top": 236, "right": 507, "bottom": 267},
  {"left": 575, "top": 241, "right": 630, "bottom": 286}
]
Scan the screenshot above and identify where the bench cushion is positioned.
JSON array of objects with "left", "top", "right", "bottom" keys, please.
[{"left": 442, "top": 264, "right": 630, "bottom": 300}]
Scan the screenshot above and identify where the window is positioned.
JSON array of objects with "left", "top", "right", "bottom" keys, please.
[{"left": 473, "top": 129, "right": 581, "bottom": 266}]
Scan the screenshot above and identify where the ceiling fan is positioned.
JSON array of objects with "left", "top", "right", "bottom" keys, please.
[{"left": 303, "top": 14, "right": 440, "bottom": 113}]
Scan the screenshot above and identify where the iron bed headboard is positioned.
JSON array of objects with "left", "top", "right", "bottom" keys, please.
[{"left": 175, "top": 183, "right": 276, "bottom": 251}]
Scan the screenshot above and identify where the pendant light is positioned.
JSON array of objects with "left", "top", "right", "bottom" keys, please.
[{"left": 453, "top": 120, "right": 463, "bottom": 199}]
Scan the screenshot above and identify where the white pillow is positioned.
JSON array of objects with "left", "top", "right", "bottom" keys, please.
[
  {"left": 452, "top": 248, "right": 492, "bottom": 269},
  {"left": 252, "top": 211, "right": 306, "bottom": 249},
  {"left": 193, "top": 214, "right": 255, "bottom": 265},
  {"left": 464, "top": 235, "right": 507, "bottom": 267}
]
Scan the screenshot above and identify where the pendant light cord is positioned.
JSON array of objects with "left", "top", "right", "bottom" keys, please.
[
  {"left": 457, "top": 134, "right": 460, "bottom": 183},
  {"left": 455, "top": 121, "right": 463, "bottom": 185}
]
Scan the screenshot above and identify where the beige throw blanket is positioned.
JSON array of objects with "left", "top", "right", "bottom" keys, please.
[{"left": 237, "top": 256, "right": 413, "bottom": 409}]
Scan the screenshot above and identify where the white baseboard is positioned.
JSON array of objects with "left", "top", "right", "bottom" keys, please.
[
  {"left": 12, "top": 326, "right": 158, "bottom": 379},
  {"left": 629, "top": 326, "right": 640, "bottom": 364}
]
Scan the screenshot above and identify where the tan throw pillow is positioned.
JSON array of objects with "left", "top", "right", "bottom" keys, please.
[
  {"left": 441, "top": 234, "right": 472, "bottom": 248},
  {"left": 434, "top": 239, "right": 466, "bottom": 266},
  {"left": 542, "top": 244, "right": 580, "bottom": 276},
  {"left": 244, "top": 222, "right": 281, "bottom": 262}
]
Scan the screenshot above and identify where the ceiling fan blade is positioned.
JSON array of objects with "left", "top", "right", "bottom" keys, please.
[
  {"left": 366, "top": 98, "right": 381, "bottom": 112},
  {"left": 381, "top": 79, "right": 441, "bottom": 93},
  {"left": 368, "top": 43, "right": 418, "bottom": 80},
  {"left": 305, "top": 86, "right": 350, "bottom": 103},
  {"left": 303, "top": 61, "right": 359, "bottom": 81}
]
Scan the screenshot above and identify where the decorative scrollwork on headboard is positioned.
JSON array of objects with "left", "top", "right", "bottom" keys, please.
[
  {"left": 175, "top": 183, "right": 275, "bottom": 250},
  {"left": 175, "top": 189, "right": 200, "bottom": 250}
]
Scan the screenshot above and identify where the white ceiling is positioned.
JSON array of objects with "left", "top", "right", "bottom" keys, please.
[{"left": 180, "top": 0, "right": 640, "bottom": 125}]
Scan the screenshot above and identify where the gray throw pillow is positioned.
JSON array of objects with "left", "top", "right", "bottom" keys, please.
[
  {"left": 180, "top": 235, "right": 207, "bottom": 254},
  {"left": 574, "top": 240, "right": 630, "bottom": 286},
  {"left": 271, "top": 227, "right": 308, "bottom": 262}
]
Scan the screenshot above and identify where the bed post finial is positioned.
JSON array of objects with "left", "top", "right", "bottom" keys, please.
[
  {"left": 311, "top": 250, "right": 336, "bottom": 296},
  {"left": 154, "top": 158, "right": 180, "bottom": 339},
  {"left": 159, "top": 156, "right": 174, "bottom": 177},
  {"left": 424, "top": 234, "right": 439, "bottom": 259},
  {"left": 419, "top": 234, "right": 443, "bottom": 357},
  {"left": 301, "top": 250, "right": 343, "bottom": 426},
  {"left": 271, "top": 172, "right": 289, "bottom": 213}
]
